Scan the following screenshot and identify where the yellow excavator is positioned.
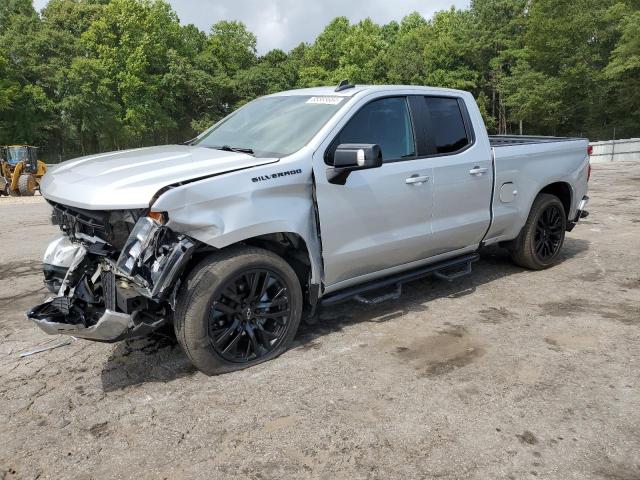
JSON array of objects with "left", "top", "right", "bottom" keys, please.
[{"left": 0, "top": 145, "right": 48, "bottom": 196}]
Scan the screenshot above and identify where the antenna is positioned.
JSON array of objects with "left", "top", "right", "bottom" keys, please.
[{"left": 335, "top": 79, "right": 355, "bottom": 92}]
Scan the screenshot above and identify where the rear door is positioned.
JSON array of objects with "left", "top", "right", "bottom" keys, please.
[
  {"left": 312, "top": 95, "right": 434, "bottom": 289},
  {"left": 421, "top": 96, "right": 493, "bottom": 256}
]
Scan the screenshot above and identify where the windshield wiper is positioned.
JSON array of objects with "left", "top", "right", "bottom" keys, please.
[{"left": 214, "top": 145, "right": 255, "bottom": 156}]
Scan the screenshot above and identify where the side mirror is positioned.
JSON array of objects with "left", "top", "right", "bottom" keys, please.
[
  {"left": 333, "top": 144, "right": 382, "bottom": 168},
  {"left": 328, "top": 144, "right": 382, "bottom": 185}
]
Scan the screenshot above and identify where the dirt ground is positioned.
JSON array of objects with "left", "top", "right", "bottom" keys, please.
[{"left": 1, "top": 162, "right": 639, "bottom": 480}]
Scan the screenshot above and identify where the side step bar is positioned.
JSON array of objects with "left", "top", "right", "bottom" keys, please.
[{"left": 320, "top": 253, "right": 479, "bottom": 307}]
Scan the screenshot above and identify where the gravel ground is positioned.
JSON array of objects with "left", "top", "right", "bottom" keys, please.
[{"left": 1, "top": 162, "right": 639, "bottom": 480}]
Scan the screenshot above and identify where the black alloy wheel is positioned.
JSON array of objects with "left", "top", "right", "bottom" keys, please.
[
  {"left": 174, "top": 246, "right": 303, "bottom": 375},
  {"left": 208, "top": 269, "right": 290, "bottom": 363},
  {"left": 509, "top": 193, "right": 567, "bottom": 270},
  {"left": 534, "top": 204, "right": 564, "bottom": 261}
]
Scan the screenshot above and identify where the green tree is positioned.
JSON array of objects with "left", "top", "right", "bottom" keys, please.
[
  {"left": 0, "top": 0, "right": 53, "bottom": 145},
  {"left": 469, "top": 0, "right": 528, "bottom": 132},
  {"left": 604, "top": 10, "right": 640, "bottom": 137},
  {"left": 0, "top": 53, "right": 19, "bottom": 114},
  {"left": 296, "top": 17, "right": 355, "bottom": 86},
  {"left": 421, "top": 8, "right": 478, "bottom": 90},
  {"left": 38, "top": 0, "right": 107, "bottom": 155},
  {"left": 0, "top": 0, "right": 35, "bottom": 29},
  {"left": 521, "top": 0, "right": 631, "bottom": 137},
  {"left": 500, "top": 59, "right": 564, "bottom": 134},
  {"left": 81, "top": 0, "right": 188, "bottom": 145},
  {"left": 384, "top": 12, "right": 428, "bottom": 84},
  {"left": 1, "top": 0, "right": 638, "bottom": 159},
  {"left": 60, "top": 57, "right": 121, "bottom": 153},
  {"left": 205, "top": 20, "right": 257, "bottom": 75},
  {"left": 334, "top": 18, "right": 387, "bottom": 84},
  {"left": 234, "top": 49, "right": 298, "bottom": 102}
]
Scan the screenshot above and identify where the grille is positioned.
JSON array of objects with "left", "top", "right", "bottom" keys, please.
[
  {"left": 49, "top": 201, "right": 145, "bottom": 250},
  {"left": 50, "top": 201, "right": 109, "bottom": 242}
]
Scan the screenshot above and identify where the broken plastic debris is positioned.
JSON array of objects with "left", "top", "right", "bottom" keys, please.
[{"left": 19, "top": 338, "right": 73, "bottom": 358}]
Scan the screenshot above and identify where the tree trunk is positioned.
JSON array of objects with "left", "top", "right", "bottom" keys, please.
[
  {"left": 491, "top": 85, "right": 496, "bottom": 117},
  {"left": 80, "top": 130, "right": 85, "bottom": 156},
  {"left": 498, "top": 92, "right": 507, "bottom": 135}
]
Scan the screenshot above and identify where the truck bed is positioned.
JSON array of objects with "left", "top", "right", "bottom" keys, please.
[
  {"left": 489, "top": 135, "right": 584, "bottom": 147},
  {"left": 484, "top": 133, "right": 589, "bottom": 247}
]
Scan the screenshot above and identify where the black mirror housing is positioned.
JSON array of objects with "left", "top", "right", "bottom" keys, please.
[{"left": 333, "top": 144, "right": 382, "bottom": 169}]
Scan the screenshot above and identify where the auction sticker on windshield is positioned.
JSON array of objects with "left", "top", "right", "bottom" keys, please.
[{"left": 306, "top": 96, "right": 343, "bottom": 105}]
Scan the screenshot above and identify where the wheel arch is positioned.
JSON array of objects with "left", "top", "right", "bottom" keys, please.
[
  {"left": 186, "top": 231, "right": 321, "bottom": 316},
  {"left": 242, "top": 232, "right": 313, "bottom": 290},
  {"left": 538, "top": 181, "right": 573, "bottom": 219},
  {"left": 497, "top": 180, "right": 574, "bottom": 249}
]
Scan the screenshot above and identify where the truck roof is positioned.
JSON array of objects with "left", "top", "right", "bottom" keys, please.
[{"left": 268, "top": 85, "right": 469, "bottom": 98}]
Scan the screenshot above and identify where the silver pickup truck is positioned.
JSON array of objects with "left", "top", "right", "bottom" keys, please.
[{"left": 28, "top": 84, "right": 590, "bottom": 375}]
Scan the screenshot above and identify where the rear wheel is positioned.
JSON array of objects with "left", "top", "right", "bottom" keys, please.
[
  {"left": 174, "top": 246, "right": 303, "bottom": 375},
  {"left": 18, "top": 174, "right": 36, "bottom": 196},
  {"left": 510, "top": 193, "right": 566, "bottom": 270}
]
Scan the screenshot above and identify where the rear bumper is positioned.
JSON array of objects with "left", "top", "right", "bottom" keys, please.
[
  {"left": 566, "top": 195, "right": 589, "bottom": 232},
  {"left": 575, "top": 195, "right": 590, "bottom": 220}
]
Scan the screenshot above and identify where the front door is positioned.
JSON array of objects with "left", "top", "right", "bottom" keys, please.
[{"left": 312, "top": 96, "right": 434, "bottom": 289}]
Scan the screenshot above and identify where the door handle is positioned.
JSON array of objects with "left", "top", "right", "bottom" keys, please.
[
  {"left": 405, "top": 175, "right": 430, "bottom": 185},
  {"left": 469, "top": 166, "right": 488, "bottom": 176}
]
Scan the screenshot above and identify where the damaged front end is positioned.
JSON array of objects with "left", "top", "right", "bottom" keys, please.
[{"left": 27, "top": 205, "right": 196, "bottom": 342}]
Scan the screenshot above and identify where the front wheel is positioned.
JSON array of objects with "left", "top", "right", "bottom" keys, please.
[
  {"left": 510, "top": 193, "right": 567, "bottom": 270},
  {"left": 174, "top": 246, "right": 303, "bottom": 375}
]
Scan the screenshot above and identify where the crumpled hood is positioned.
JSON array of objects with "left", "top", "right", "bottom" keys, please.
[{"left": 41, "top": 145, "right": 278, "bottom": 210}]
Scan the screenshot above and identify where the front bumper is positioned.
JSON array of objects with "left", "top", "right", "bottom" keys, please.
[
  {"left": 27, "top": 217, "right": 196, "bottom": 342},
  {"left": 27, "top": 305, "right": 133, "bottom": 342}
]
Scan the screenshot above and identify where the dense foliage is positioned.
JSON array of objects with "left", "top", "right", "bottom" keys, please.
[{"left": 1, "top": 0, "right": 638, "bottom": 161}]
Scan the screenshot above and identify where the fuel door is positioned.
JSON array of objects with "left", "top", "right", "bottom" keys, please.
[{"left": 499, "top": 182, "right": 518, "bottom": 203}]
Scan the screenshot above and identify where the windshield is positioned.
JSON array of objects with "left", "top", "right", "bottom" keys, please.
[
  {"left": 193, "top": 95, "right": 345, "bottom": 157},
  {"left": 6, "top": 147, "right": 28, "bottom": 165}
]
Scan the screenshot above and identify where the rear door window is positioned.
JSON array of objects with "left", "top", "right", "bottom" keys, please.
[
  {"left": 329, "top": 97, "right": 416, "bottom": 163},
  {"left": 424, "top": 97, "right": 470, "bottom": 154}
]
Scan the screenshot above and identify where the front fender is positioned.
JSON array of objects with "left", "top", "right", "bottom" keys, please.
[{"left": 152, "top": 158, "right": 323, "bottom": 285}]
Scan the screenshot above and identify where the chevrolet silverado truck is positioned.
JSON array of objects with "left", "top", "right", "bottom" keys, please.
[{"left": 28, "top": 84, "right": 590, "bottom": 375}]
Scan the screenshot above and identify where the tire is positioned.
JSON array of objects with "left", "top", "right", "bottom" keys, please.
[
  {"left": 174, "top": 246, "right": 303, "bottom": 375},
  {"left": 510, "top": 193, "right": 567, "bottom": 270},
  {"left": 18, "top": 174, "right": 36, "bottom": 196}
]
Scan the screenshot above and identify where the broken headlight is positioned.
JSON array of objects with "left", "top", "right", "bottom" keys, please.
[
  {"left": 116, "top": 216, "right": 196, "bottom": 299},
  {"left": 116, "top": 216, "right": 160, "bottom": 276}
]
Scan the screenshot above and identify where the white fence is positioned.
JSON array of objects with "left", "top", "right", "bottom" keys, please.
[{"left": 589, "top": 138, "right": 640, "bottom": 163}]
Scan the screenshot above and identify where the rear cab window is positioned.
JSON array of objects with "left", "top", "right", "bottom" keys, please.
[{"left": 423, "top": 97, "right": 472, "bottom": 155}]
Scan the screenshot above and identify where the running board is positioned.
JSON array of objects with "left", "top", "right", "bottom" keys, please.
[{"left": 320, "top": 253, "right": 479, "bottom": 307}]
